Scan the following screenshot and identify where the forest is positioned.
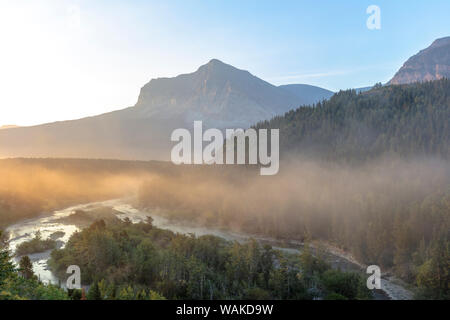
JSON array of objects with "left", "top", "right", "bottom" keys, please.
[
  {"left": 254, "top": 79, "right": 449, "bottom": 161},
  {"left": 0, "top": 230, "right": 68, "bottom": 299},
  {"left": 48, "top": 218, "right": 371, "bottom": 300}
]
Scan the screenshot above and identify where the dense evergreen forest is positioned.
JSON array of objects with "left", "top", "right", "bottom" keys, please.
[
  {"left": 48, "top": 218, "right": 371, "bottom": 300},
  {"left": 254, "top": 79, "right": 449, "bottom": 161},
  {"left": 255, "top": 79, "right": 450, "bottom": 299}
]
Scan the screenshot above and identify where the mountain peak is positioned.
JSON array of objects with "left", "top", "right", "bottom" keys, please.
[
  {"left": 207, "top": 58, "right": 225, "bottom": 65},
  {"left": 197, "top": 58, "right": 245, "bottom": 76},
  {"left": 430, "top": 36, "right": 450, "bottom": 48},
  {"left": 0, "top": 125, "right": 19, "bottom": 130},
  {"left": 389, "top": 36, "right": 450, "bottom": 85}
]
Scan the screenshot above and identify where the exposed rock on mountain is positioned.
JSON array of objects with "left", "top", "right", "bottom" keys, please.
[
  {"left": 389, "top": 36, "right": 450, "bottom": 85},
  {"left": 133, "top": 59, "right": 303, "bottom": 128}
]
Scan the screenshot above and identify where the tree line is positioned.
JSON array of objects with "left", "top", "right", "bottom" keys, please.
[
  {"left": 254, "top": 79, "right": 449, "bottom": 162},
  {"left": 49, "top": 219, "right": 372, "bottom": 300}
]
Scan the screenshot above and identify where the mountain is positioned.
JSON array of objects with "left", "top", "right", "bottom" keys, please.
[
  {"left": 256, "top": 79, "right": 450, "bottom": 160},
  {"left": 0, "top": 59, "right": 306, "bottom": 160},
  {"left": 354, "top": 86, "right": 373, "bottom": 93},
  {"left": 389, "top": 36, "right": 450, "bottom": 84},
  {"left": 134, "top": 59, "right": 303, "bottom": 128},
  {"left": 278, "top": 84, "right": 334, "bottom": 105},
  {"left": 0, "top": 125, "right": 19, "bottom": 130}
]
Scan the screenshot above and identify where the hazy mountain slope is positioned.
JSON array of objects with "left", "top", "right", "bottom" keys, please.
[
  {"left": 134, "top": 59, "right": 303, "bottom": 128},
  {"left": 0, "top": 125, "right": 19, "bottom": 130},
  {"left": 0, "top": 107, "right": 174, "bottom": 160},
  {"left": 354, "top": 86, "right": 373, "bottom": 93},
  {"left": 389, "top": 36, "right": 450, "bottom": 84},
  {"left": 278, "top": 84, "right": 334, "bottom": 105},
  {"left": 0, "top": 59, "right": 305, "bottom": 160}
]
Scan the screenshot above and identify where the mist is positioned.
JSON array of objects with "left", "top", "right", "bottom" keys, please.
[
  {"left": 1, "top": 156, "right": 448, "bottom": 269},
  {"left": 137, "top": 156, "right": 450, "bottom": 267},
  {"left": 0, "top": 159, "right": 156, "bottom": 227}
]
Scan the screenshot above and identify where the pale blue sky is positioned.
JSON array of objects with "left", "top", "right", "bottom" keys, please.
[{"left": 0, "top": 0, "right": 449, "bottom": 126}]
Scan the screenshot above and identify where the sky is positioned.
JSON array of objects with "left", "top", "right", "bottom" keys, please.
[{"left": 0, "top": 0, "right": 449, "bottom": 127}]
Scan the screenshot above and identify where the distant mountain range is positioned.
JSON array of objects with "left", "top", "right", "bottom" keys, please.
[
  {"left": 133, "top": 59, "right": 312, "bottom": 129},
  {"left": 389, "top": 36, "right": 450, "bottom": 84},
  {"left": 0, "top": 36, "right": 448, "bottom": 161},
  {"left": 0, "top": 59, "right": 331, "bottom": 160},
  {"left": 0, "top": 125, "right": 19, "bottom": 130},
  {"left": 278, "top": 84, "right": 333, "bottom": 105},
  {"left": 354, "top": 86, "right": 373, "bottom": 94}
]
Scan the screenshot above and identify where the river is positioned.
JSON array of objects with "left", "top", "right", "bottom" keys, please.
[{"left": 5, "top": 198, "right": 413, "bottom": 300}]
